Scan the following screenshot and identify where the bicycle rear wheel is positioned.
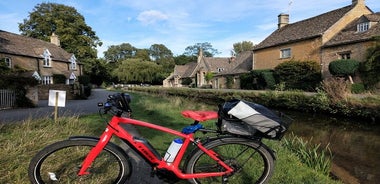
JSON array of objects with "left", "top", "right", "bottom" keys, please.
[
  {"left": 185, "top": 137, "right": 275, "bottom": 184},
  {"left": 28, "top": 139, "right": 131, "bottom": 184}
]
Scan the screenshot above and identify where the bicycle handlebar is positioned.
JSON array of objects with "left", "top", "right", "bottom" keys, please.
[{"left": 98, "top": 93, "right": 132, "bottom": 117}]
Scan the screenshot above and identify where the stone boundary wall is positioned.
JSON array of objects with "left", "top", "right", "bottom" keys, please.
[{"left": 38, "top": 84, "right": 75, "bottom": 100}]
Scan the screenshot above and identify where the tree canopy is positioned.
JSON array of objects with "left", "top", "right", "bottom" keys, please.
[
  {"left": 233, "top": 41, "right": 254, "bottom": 54},
  {"left": 183, "top": 42, "right": 219, "bottom": 57},
  {"left": 18, "top": 3, "right": 102, "bottom": 62},
  {"left": 104, "top": 43, "right": 137, "bottom": 63},
  {"left": 360, "top": 36, "right": 380, "bottom": 88}
]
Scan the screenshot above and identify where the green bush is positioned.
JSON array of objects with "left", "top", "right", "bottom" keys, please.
[
  {"left": 78, "top": 75, "right": 91, "bottom": 85},
  {"left": 241, "top": 69, "right": 275, "bottom": 90},
  {"left": 351, "top": 83, "right": 365, "bottom": 94},
  {"left": 181, "top": 78, "right": 192, "bottom": 86},
  {"left": 274, "top": 60, "right": 321, "bottom": 91},
  {"left": 329, "top": 59, "right": 359, "bottom": 77}
]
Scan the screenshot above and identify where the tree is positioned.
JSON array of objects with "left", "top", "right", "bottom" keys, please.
[
  {"left": 329, "top": 59, "right": 359, "bottom": 84},
  {"left": 184, "top": 42, "right": 220, "bottom": 57},
  {"left": 233, "top": 41, "right": 254, "bottom": 54},
  {"left": 149, "top": 44, "right": 173, "bottom": 62},
  {"left": 112, "top": 59, "right": 161, "bottom": 84},
  {"left": 149, "top": 44, "right": 175, "bottom": 73},
  {"left": 360, "top": 36, "right": 380, "bottom": 88},
  {"left": 19, "top": 3, "right": 102, "bottom": 63},
  {"left": 104, "top": 43, "right": 137, "bottom": 63},
  {"left": 174, "top": 54, "right": 196, "bottom": 65},
  {"left": 86, "top": 58, "right": 114, "bottom": 86}
]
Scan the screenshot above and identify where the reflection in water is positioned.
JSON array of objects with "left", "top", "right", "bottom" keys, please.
[{"left": 285, "top": 111, "right": 380, "bottom": 184}]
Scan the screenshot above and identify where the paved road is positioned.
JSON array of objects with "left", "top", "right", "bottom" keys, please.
[
  {"left": 0, "top": 88, "right": 112, "bottom": 124},
  {"left": 0, "top": 89, "right": 165, "bottom": 183}
]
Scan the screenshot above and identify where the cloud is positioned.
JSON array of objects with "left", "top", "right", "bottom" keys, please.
[{"left": 137, "top": 10, "right": 168, "bottom": 25}]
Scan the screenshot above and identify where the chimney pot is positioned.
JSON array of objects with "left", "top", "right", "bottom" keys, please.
[
  {"left": 278, "top": 13, "right": 289, "bottom": 29},
  {"left": 50, "top": 32, "right": 60, "bottom": 47}
]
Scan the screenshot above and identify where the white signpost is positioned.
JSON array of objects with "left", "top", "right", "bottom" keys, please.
[{"left": 48, "top": 90, "right": 66, "bottom": 122}]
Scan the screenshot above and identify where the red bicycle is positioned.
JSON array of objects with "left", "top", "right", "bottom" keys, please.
[{"left": 28, "top": 93, "right": 291, "bottom": 184}]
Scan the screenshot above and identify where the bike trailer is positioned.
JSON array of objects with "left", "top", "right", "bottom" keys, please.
[{"left": 217, "top": 99, "right": 292, "bottom": 139}]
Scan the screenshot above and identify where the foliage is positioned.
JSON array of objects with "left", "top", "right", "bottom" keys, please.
[
  {"left": 350, "top": 83, "right": 365, "bottom": 94},
  {"left": 233, "top": 41, "right": 254, "bottom": 54},
  {"left": 321, "top": 78, "right": 349, "bottom": 103},
  {"left": 85, "top": 58, "right": 114, "bottom": 86},
  {"left": 241, "top": 70, "right": 276, "bottom": 90},
  {"left": 226, "top": 76, "right": 234, "bottom": 89},
  {"left": 128, "top": 87, "right": 380, "bottom": 122},
  {"left": 18, "top": 3, "right": 102, "bottom": 63},
  {"left": 103, "top": 43, "right": 138, "bottom": 63},
  {"left": 173, "top": 54, "right": 196, "bottom": 65},
  {"left": 359, "top": 36, "right": 380, "bottom": 88},
  {"left": 52, "top": 74, "right": 66, "bottom": 84},
  {"left": 78, "top": 75, "right": 91, "bottom": 85},
  {"left": 183, "top": 42, "right": 220, "bottom": 57},
  {"left": 0, "top": 71, "right": 38, "bottom": 107},
  {"left": 204, "top": 72, "right": 214, "bottom": 83},
  {"left": 282, "top": 134, "right": 332, "bottom": 175},
  {"left": 329, "top": 59, "right": 359, "bottom": 83},
  {"left": 181, "top": 78, "right": 193, "bottom": 86},
  {"left": 274, "top": 60, "right": 321, "bottom": 91},
  {"left": 112, "top": 59, "right": 162, "bottom": 84}
]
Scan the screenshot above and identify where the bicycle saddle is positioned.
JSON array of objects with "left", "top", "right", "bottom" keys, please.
[{"left": 181, "top": 110, "right": 218, "bottom": 122}]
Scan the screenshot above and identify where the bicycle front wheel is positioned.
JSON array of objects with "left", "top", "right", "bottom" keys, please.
[
  {"left": 28, "top": 139, "right": 131, "bottom": 184},
  {"left": 185, "top": 137, "right": 275, "bottom": 184}
]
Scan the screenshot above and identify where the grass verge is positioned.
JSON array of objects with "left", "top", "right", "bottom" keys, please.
[{"left": 0, "top": 91, "right": 340, "bottom": 183}]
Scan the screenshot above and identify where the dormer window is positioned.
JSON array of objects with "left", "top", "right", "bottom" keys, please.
[
  {"left": 357, "top": 22, "right": 369, "bottom": 32},
  {"left": 217, "top": 68, "right": 224, "bottom": 72},
  {"left": 43, "top": 49, "right": 52, "bottom": 67},
  {"left": 69, "top": 55, "right": 77, "bottom": 70}
]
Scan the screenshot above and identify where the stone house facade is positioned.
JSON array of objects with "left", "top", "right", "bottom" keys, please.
[
  {"left": 0, "top": 30, "right": 82, "bottom": 85},
  {"left": 253, "top": 0, "right": 378, "bottom": 81},
  {"left": 163, "top": 50, "right": 252, "bottom": 89},
  {"left": 0, "top": 30, "right": 83, "bottom": 102}
]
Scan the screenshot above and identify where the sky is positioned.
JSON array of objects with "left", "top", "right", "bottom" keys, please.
[{"left": 0, "top": 0, "right": 379, "bottom": 58}]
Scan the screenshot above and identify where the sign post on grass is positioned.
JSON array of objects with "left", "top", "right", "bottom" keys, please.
[{"left": 48, "top": 90, "right": 66, "bottom": 122}]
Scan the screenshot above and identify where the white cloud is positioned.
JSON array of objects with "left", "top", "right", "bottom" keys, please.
[{"left": 137, "top": 10, "right": 168, "bottom": 25}]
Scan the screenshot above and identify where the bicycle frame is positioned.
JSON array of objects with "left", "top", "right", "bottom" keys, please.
[{"left": 77, "top": 115, "right": 234, "bottom": 179}]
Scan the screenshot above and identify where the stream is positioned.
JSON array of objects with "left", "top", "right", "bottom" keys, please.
[{"left": 286, "top": 111, "right": 380, "bottom": 184}]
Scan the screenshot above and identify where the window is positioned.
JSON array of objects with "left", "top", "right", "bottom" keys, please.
[
  {"left": 69, "top": 55, "right": 77, "bottom": 70},
  {"left": 280, "top": 48, "right": 291, "bottom": 58},
  {"left": 43, "top": 49, "right": 52, "bottom": 67},
  {"left": 4, "top": 57, "right": 11, "bottom": 68},
  {"left": 357, "top": 22, "right": 369, "bottom": 32},
  {"left": 339, "top": 51, "right": 351, "bottom": 59},
  {"left": 217, "top": 68, "right": 224, "bottom": 72},
  {"left": 42, "top": 76, "right": 53, "bottom": 85}
]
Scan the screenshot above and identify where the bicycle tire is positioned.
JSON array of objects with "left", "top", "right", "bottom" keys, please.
[
  {"left": 28, "top": 139, "right": 131, "bottom": 184},
  {"left": 185, "top": 137, "right": 275, "bottom": 184}
]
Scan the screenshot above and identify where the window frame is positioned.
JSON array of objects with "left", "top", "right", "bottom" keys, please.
[
  {"left": 43, "top": 49, "right": 52, "bottom": 67},
  {"left": 4, "top": 57, "right": 11, "bottom": 68},
  {"left": 69, "top": 55, "right": 77, "bottom": 70},
  {"left": 280, "top": 48, "right": 291, "bottom": 59},
  {"left": 42, "top": 75, "right": 53, "bottom": 85},
  {"left": 357, "top": 22, "right": 369, "bottom": 32}
]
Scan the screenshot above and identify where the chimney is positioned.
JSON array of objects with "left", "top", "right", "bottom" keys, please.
[
  {"left": 352, "top": 0, "right": 365, "bottom": 7},
  {"left": 50, "top": 32, "right": 60, "bottom": 47},
  {"left": 197, "top": 48, "right": 203, "bottom": 63},
  {"left": 278, "top": 13, "right": 289, "bottom": 29}
]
